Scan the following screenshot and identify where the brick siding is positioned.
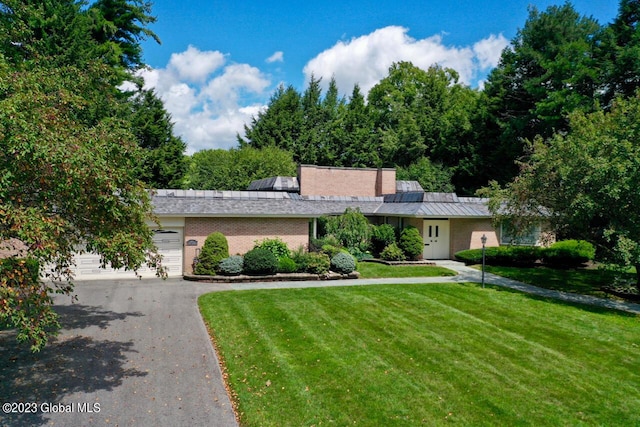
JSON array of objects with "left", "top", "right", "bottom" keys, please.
[
  {"left": 450, "top": 218, "right": 499, "bottom": 255},
  {"left": 184, "top": 217, "right": 310, "bottom": 274},
  {"left": 298, "top": 165, "right": 395, "bottom": 197}
]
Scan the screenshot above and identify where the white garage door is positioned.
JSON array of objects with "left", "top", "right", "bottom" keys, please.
[{"left": 71, "top": 228, "right": 184, "bottom": 280}]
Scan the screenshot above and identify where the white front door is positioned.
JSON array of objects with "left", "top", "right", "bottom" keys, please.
[{"left": 423, "top": 220, "right": 450, "bottom": 259}]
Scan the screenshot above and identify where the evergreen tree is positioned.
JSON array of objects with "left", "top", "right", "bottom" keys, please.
[
  {"left": 598, "top": 0, "right": 640, "bottom": 106},
  {"left": 239, "top": 84, "right": 303, "bottom": 154},
  {"left": 481, "top": 4, "right": 603, "bottom": 183},
  {"left": 128, "top": 89, "right": 187, "bottom": 189},
  {"left": 335, "top": 84, "right": 378, "bottom": 167}
]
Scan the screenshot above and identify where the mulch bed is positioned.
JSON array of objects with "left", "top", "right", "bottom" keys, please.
[{"left": 184, "top": 271, "right": 360, "bottom": 283}]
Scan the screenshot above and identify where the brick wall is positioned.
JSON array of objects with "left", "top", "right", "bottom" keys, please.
[
  {"left": 298, "top": 165, "right": 395, "bottom": 197},
  {"left": 450, "top": 218, "right": 499, "bottom": 255},
  {"left": 184, "top": 217, "right": 310, "bottom": 274}
]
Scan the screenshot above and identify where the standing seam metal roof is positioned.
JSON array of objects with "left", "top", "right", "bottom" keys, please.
[{"left": 152, "top": 189, "right": 491, "bottom": 218}]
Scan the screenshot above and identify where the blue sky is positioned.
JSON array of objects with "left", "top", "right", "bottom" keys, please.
[{"left": 136, "top": 0, "right": 619, "bottom": 153}]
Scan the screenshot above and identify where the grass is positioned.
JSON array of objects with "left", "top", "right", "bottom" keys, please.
[
  {"left": 357, "top": 261, "right": 457, "bottom": 278},
  {"left": 200, "top": 283, "right": 640, "bottom": 426},
  {"left": 483, "top": 265, "right": 636, "bottom": 298}
]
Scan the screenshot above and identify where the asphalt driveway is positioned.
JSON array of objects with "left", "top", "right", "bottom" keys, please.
[{"left": 0, "top": 278, "right": 238, "bottom": 427}]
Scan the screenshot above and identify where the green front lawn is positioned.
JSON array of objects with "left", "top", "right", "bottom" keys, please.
[
  {"left": 484, "top": 265, "right": 635, "bottom": 298},
  {"left": 357, "top": 261, "right": 456, "bottom": 278},
  {"left": 200, "top": 284, "right": 640, "bottom": 426}
]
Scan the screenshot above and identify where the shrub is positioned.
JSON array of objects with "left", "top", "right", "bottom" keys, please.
[
  {"left": 381, "top": 243, "right": 406, "bottom": 261},
  {"left": 324, "top": 208, "right": 372, "bottom": 252},
  {"left": 290, "top": 246, "right": 309, "bottom": 272},
  {"left": 321, "top": 244, "right": 342, "bottom": 258},
  {"left": 330, "top": 252, "right": 357, "bottom": 274},
  {"left": 278, "top": 256, "right": 298, "bottom": 273},
  {"left": 543, "top": 240, "right": 595, "bottom": 267},
  {"left": 371, "top": 224, "right": 396, "bottom": 257},
  {"left": 304, "top": 252, "right": 330, "bottom": 274},
  {"left": 399, "top": 226, "right": 423, "bottom": 260},
  {"left": 194, "top": 232, "right": 229, "bottom": 275},
  {"left": 309, "top": 235, "right": 341, "bottom": 252},
  {"left": 455, "top": 246, "right": 542, "bottom": 266},
  {"left": 243, "top": 248, "right": 278, "bottom": 275},
  {"left": 347, "top": 247, "right": 373, "bottom": 261},
  {"left": 218, "top": 256, "right": 244, "bottom": 276},
  {"left": 493, "top": 246, "right": 542, "bottom": 266},
  {"left": 253, "top": 238, "right": 290, "bottom": 260},
  {"left": 454, "top": 249, "right": 484, "bottom": 264}
]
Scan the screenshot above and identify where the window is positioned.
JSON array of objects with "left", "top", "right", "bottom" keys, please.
[{"left": 500, "top": 221, "right": 541, "bottom": 246}]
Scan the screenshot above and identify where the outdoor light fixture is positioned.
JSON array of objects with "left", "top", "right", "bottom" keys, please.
[{"left": 481, "top": 234, "right": 487, "bottom": 288}]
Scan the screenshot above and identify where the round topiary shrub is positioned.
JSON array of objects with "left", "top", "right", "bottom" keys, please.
[
  {"left": 194, "top": 232, "right": 229, "bottom": 275},
  {"left": 330, "top": 252, "right": 356, "bottom": 274},
  {"left": 381, "top": 243, "right": 406, "bottom": 261},
  {"left": 399, "top": 226, "right": 423, "bottom": 260},
  {"left": 243, "top": 248, "right": 278, "bottom": 275},
  {"left": 217, "top": 255, "right": 244, "bottom": 276},
  {"left": 277, "top": 256, "right": 298, "bottom": 273}
]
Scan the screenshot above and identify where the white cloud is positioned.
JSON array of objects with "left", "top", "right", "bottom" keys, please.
[
  {"left": 473, "top": 34, "right": 509, "bottom": 70},
  {"left": 266, "top": 51, "right": 284, "bottom": 63},
  {"left": 138, "top": 47, "right": 270, "bottom": 153},
  {"left": 168, "top": 45, "right": 226, "bottom": 82},
  {"left": 303, "top": 26, "right": 507, "bottom": 94}
]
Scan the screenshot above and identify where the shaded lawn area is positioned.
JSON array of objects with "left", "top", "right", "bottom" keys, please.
[
  {"left": 484, "top": 265, "right": 635, "bottom": 298},
  {"left": 357, "top": 262, "right": 456, "bottom": 278},
  {"left": 200, "top": 283, "right": 640, "bottom": 426}
]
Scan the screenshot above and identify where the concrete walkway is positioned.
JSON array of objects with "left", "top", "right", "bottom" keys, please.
[{"left": 2, "top": 261, "right": 638, "bottom": 427}]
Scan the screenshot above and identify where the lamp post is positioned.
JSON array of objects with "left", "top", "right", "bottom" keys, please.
[{"left": 481, "top": 234, "right": 487, "bottom": 288}]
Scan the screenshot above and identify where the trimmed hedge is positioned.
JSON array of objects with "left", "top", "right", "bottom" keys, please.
[
  {"left": 243, "top": 248, "right": 278, "bottom": 275},
  {"left": 330, "top": 252, "right": 357, "bottom": 274},
  {"left": 455, "top": 240, "right": 595, "bottom": 268},
  {"left": 543, "top": 240, "right": 595, "bottom": 267},
  {"left": 455, "top": 246, "right": 542, "bottom": 267}
]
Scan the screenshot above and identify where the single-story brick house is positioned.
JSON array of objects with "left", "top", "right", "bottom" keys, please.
[{"left": 71, "top": 165, "right": 541, "bottom": 280}]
